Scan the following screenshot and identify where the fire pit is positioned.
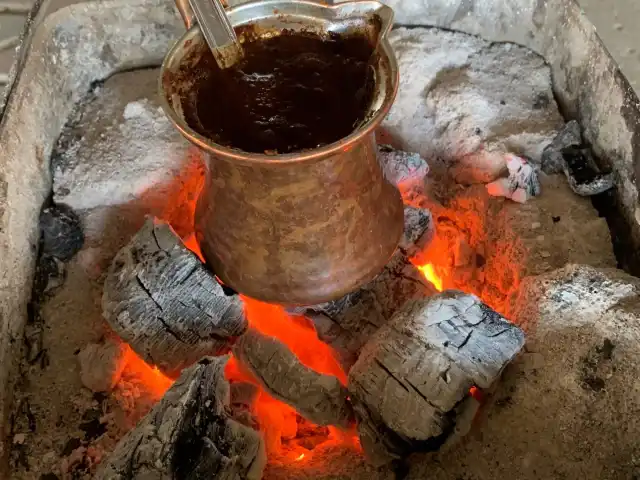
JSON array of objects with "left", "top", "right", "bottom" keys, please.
[{"left": 2, "top": 0, "right": 640, "bottom": 479}]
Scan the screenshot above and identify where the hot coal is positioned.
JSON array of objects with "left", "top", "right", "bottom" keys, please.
[{"left": 186, "top": 28, "right": 376, "bottom": 154}]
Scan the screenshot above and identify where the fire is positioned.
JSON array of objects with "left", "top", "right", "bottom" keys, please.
[
  {"left": 240, "top": 298, "right": 347, "bottom": 382},
  {"left": 224, "top": 297, "right": 352, "bottom": 457},
  {"left": 156, "top": 211, "right": 355, "bottom": 461},
  {"left": 183, "top": 232, "right": 204, "bottom": 262},
  {"left": 124, "top": 348, "right": 173, "bottom": 399},
  {"left": 416, "top": 263, "right": 444, "bottom": 291}
]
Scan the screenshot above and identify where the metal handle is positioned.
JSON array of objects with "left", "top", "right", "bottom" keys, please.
[{"left": 175, "top": 0, "right": 229, "bottom": 29}]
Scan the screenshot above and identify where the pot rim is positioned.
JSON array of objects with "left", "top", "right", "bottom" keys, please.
[{"left": 158, "top": 0, "right": 399, "bottom": 166}]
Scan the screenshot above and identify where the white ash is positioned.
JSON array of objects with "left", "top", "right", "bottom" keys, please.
[
  {"left": 348, "top": 291, "right": 525, "bottom": 466},
  {"left": 486, "top": 154, "right": 541, "bottom": 203},
  {"left": 77, "top": 338, "right": 130, "bottom": 393},
  {"left": 384, "top": 27, "right": 564, "bottom": 185},
  {"left": 378, "top": 145, "right": 429, "bottom": 188},
  {"left": 400, "top": 205, "right": 433, "bottom": 253},
  {"left": 52, "top": 71, "right": 194, "bottom": 212}
]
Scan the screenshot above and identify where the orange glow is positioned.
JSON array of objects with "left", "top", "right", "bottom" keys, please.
[
  {"left": 124, "top": 348, "right": 174, "bottom": 399},
  {"left": 180, "top": 221, "right": 355, "bottom": 460},
  {"left": 183, "top": 232, "right": 204, "bottom": 262},
  {"left": 223, "top": 297, "right": 353, "bottom": 457},
  {"left": 469, "top": 386, "right": 484, "bottom": 403},
  {"left": 416, "top": 263, "right": 444, "bottom": 291},
  {"left": 241, "top": 297, "right": 347, "bottom": 383}
]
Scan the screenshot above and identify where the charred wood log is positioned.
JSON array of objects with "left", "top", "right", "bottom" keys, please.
[
  {"left": 233, "top": 328, "right": 354, "bottom": 429},
  {"left": 94, "top": 356, "right": 266, "bottom": 480},
  {"left": 348, "top": 291, "right": 525, "bottom": 466},
  {"left": 291, "top": 248, "right": 437, "bottom": 370},
  {"left": 102, "top": 218, "right": 247, "bottom": 377},
  {"left": 288, "top": 204, "right": 436, "bottom": 370}
]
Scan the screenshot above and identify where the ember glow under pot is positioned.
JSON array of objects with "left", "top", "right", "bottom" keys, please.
[{"left": 160, "top": 0, "right": 403, "bottom": 305}]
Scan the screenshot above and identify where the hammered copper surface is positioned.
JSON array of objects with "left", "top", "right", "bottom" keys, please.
[{"left": 194, "top": 135, "right": 404, "bottom": 305}]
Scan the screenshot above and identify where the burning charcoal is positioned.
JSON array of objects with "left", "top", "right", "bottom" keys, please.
[
  {"left": 561, "top": 146, "right": 614, "bottom": 196},
  {"left": 94, "top": 357, "right": 266, "bottom": 480},
  {"left": 400, "top": 205, "right": 433, "bottom": 255},
  {"left": 348, "top": 291, "right": 525, "bottom": 466},
  {"left": 230, "top": 381, "right": 260, "bottom": 408},
  {"left": 233, "top": 328, "right": 354, "bottom": 429},
  {"left": 77, "top": 339, "right": 129, "bottom": 393},
  {"left": 486, "top": 154, "right": 540, "bottom": 203},
  {"left": 541, "top": 120, "right": 582, "bottom": 174},
  {"left": 294, "top": 251, "right": 437, "bottom": 369},
  {"left": 39, "top": 203, "right": 84, "bottom": 261},
  {"left": 102, "top": 218, "right": 247, "bottom": 376},
  {"left": 453, "top": 237, "right": 474, "bottom": 267}
]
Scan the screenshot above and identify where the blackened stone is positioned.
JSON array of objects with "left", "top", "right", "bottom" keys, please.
[
  {"left": 61, "top": 437, "right": 82, "bottom": 457},
  {"left": 562, "top": 147, "right": 614, "bottom": 196},
  {"left": 39, "top": 474, "right": 60, "bottom": 480},
  {"left": 541, "top": 120, "right": 582, "bottom": 174},
  {"left": 39, "top": 203, "right": 84, "bottom": 261}
]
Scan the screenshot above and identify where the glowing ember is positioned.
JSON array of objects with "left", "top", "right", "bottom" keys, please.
[
  {"left": 416, "top": 263, "right": 444, "bottom": 291},
  {"left": 183, "top": 233, "right": 204, "bottom": 262},
  {"left": 124, "top": 349, "right": 174, "bottom": 399},
  {"left": 180, "top": 227, "right": 355, "bottom": 459},
  {"left": 223, "top": 297, "right": 353, "bottom": 457}
]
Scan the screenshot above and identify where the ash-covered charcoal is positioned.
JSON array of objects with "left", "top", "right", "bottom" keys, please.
[
  {"left": 400, "top": 205, "right": 433, "bottom": 254},
  {"left": 539, "top": 120, "right": 614, "bottom": 196},
  {"left": 77, "top": 339, "right": 130, "bottom": 393},
  {"left": 102, "top": 218, "right": 248, "bottom": 376},
  {"left": 378, "top": 145, "right": 429, "bottom": 191},
  {"left": 541, "top": 120, "right": 582, "bottom": 174},
  {"left": 562, "top": 146, "right": 614, "bottom": 196},
  {"left": 486, "top": 154, "right": 540, "bottom": 203},
  {"left": 39, "top": 203, "right": 84, "bottom": 261},
  {"left": 348, "top": 291, "right": 525, "bottom": 466},
  {"left": 293, "top": 251, "right": 437, "bottom": 369},
  {"left": 233, "top": 327, "right": 354, "bottom": 429},
  {"left": 94, "top": 357, "right": 266, "bottom": 480}
]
